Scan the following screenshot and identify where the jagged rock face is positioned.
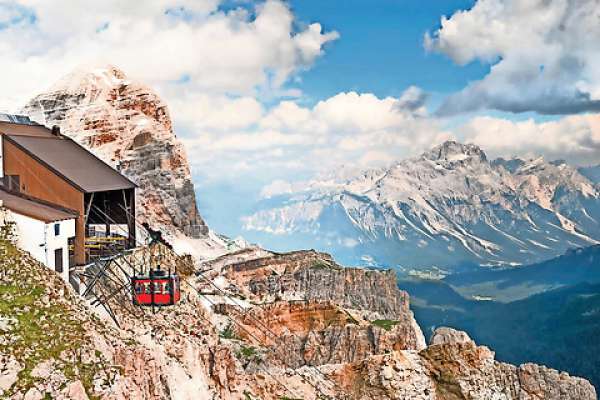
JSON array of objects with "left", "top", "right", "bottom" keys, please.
[
  {"left": 0, "top": 239, "right": 324, "bottom": 400},
  {"left": 215, "top": 300, "right": 425, "bottom": 368},
  {"left": 244, "top": 140, "right": 600, "bottom": 269},
  {"left": 21, "top": 66, "right": 207, "bottom": 237},
  {"left": 2, "top": 240, "right": 596, "bottom": 399},
  {"left": 207, "top": 250, "right": 412, "bottom": 320},
  {"left": 420, "top": 337, "right": 597, "bottom": 400},
  {"left": 328, "top": 330, "right": 597, "bottom": 400}
]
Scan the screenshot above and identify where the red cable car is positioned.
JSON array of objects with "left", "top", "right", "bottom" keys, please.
[{"left": 131, "top": 268, "right": 180, "bottom": 307}]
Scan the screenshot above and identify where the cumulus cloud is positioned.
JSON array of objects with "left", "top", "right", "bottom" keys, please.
[
  {"left": 260, "top": 179, "right": 295, "bottom": 198},
  {"left": 426, "top": 0, "right": 600, "bottom": 115},
  {"left": 181, "top": 87, "right": 452, "bottom": 182},
  {"left": 395, "top": 85, "right": 428, "bottom": 113},
  {"left": 0, "top": 0, "right": 339, "bottom": 111},
  {"left": 169, "top": 93, "right": 264, "bottom": 132},
  {"left": 460, "top": 114, "right": 600, "bottom": 165}
]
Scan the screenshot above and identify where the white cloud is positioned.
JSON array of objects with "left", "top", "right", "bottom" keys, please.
[
  {"left": 460, "top": 114, "right": 600, "bottom": 165},
  {"left": 184, "top": 87, "right": 452, "bottom": 181},
  {"left": 426, "top": 0, "right": 600, "bottom": 115},
  {"left": 259, "top": 101, "right": 314, "bottom": 132},
  {"left": 260, "top": 179, "right": 294, "bottom": 198},
  {"left": 0, "top": 0, "right": 339, "bottom": 111},
  {"left": 170, "top": 93, "right": 264, "bottom": 132},
  {"left": 313, "top": 92, "right": 406, "bottom": 134}
]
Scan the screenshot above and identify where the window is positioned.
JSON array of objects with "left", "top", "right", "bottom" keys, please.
[
  {"left": 54, "top": 248, "right": 64, "bottom": 273},
  {"left": 54, "top": 223, "right": 60, "bottom": 236},
  {"left": 3, "top": 175, "right": 20, "bottom": 192}
]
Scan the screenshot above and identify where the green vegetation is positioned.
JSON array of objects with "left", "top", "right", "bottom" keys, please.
[
  {"left": 219, "top": 324, "right": 238, "bottom": 340},
  {"left": 0, "top": 239, "right": 107, "bottom": 399},
  {"left": 0, "top": 217, "right": 16, "bottom": 242},
  {"left": 237, "top": 345, "right": 257, "bottom": 359},
  {"left": 371, "top": 319, "right": 400, "bottom": 331},
  {"left": 311, "top": 260, "right": 332, "bottom": 270},
  {"left": 0, "top": 286, "right": 100, "bottom": 397}
]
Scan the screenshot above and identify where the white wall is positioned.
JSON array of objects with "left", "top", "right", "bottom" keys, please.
[
  {"left": 44, "top": 219, "right": 76, "bottom": 283},
  {"left": 0, "top": 135, "right": 4, "bottom": 178},
  {"left": 9, "top": 211, "right": 75, "bottom": 283},
  {"left": 11, "top": 211, "right": 46, "bottom": 262}
]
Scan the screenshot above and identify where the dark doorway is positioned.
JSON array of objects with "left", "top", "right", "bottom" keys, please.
[
  {"left": 54, "top": 248, "right": 64, "bottom": 273},
  {"left": 84, "top": 188, "right": 136, "bottom": 263}
]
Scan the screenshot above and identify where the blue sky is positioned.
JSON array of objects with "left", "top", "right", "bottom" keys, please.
[
  {"left": 290, "top": 0, "right": 483, "bottom": 101},
  {"left": 285, "top": 0, "right": 563, "bottom": 125}
]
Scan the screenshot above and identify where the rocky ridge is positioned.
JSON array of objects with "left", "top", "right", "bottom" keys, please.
[
  {"left": 1, "top": 230, "right": 597, "bottom": 399},
  {"left": 22, "top": 66, "right": 208, "bottom": 238}
]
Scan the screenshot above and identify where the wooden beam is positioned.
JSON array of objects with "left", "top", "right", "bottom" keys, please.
[{"left": 84, "top": 192, "right": 94, "bottom": 226}]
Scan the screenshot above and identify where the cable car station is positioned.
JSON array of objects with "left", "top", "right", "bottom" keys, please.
[
  {"left": 0, "top": 114, "right": 137, "bottom": 267},
  {"left": 0, "top": 113, "right": 182, "bottom": 320}
]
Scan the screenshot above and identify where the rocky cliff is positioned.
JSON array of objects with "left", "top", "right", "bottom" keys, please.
[
  {"left": 1, "top": 236, "right": 595, "bottom": 399},
  {"left": 21, "top": 66, "right": 208, "bottom": 237}
]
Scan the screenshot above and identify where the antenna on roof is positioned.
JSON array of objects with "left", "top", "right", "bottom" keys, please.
[{"left": 51, "top": 125, "right": 61, "bottom": 136}]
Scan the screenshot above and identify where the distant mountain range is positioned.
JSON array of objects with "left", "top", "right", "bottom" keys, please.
[
  {"left": 401, "top": 244, "right": 600, "bottom": 391},
  {"left": 244, "top": 141, "right": 600, "bottom": 270},
  {"left": 580, "top": 165, "right": 600, "bottom": 184}
]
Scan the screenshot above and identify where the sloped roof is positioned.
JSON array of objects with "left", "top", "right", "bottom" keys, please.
[
  {"left": 3, "top": 134, "right": 136, "bottom": 193},
  {"left": 0, "top": 189, "right": 77, "bottom": 223},
  {"left": 0, "top": 121, "right": 54, "bottom": 137}
]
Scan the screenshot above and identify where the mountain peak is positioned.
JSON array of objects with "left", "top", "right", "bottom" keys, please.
[
  {"left": 22, "top": 65, "right": 208, "bottom": 237},
  {"left": 423, "top": 140, "right": 487, "bottom": 163},
  {"left": 47, "top": 64, "right": 130, "bottom": 94}
]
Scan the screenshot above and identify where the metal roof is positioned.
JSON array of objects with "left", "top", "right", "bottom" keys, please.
[
  {"left": 0, "top": 121, "right": 54, "bottom": 137},
  {"left": 4, "top": 134, "right": 136, "bottom": 193},
  {"left": 0, "top": 189, "right": 77, "bottom": 223}
]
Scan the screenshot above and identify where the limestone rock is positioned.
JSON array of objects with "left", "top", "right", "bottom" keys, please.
[
  {"left": 330, "top": 351, "right": 437, "bottom": 400},
  {"left": 420, "top": 338, "right": 597, "bottom": 400},
  {"left": 61, "top": 381, "right": 89, "bottom": 400},
  {"left": 0, "top": 354, "right": 21, "bottom": 394},
  {"left": 430, "top": 327, "right": 472, "bottom": 346},
  {"left": 518, "top": 363, "right": 597, "bottom": 400},
  {"left": 209, "top": 249, "right": 415, "bottom": 321},
  {"left": 215, "top": 300, "right": 424, "bottom": 368},
  {"left": 22, "top": 66, "right": 208, "bottom": 237}
]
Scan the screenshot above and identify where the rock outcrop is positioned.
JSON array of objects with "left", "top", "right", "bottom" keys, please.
[
  {"left": 419, "top": 328, "right": 597, "bottom": 400},
  {"left": 206, "top": 250, "right": 413, "bottom": 321},
  {"left": 429, "top": 327, "right": 472, "bottom": 346},
  {"left": 0, "top": 238, "right": 596, "bottom": 399},
  {"left": 22, "top": 66, "right": 208, "bottom": 237},
  {"left": 215, "top": 299, "right": 424, "bottom": 368}
]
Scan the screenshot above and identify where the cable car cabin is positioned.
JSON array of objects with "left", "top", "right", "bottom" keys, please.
[{"left": 131, "top": 269, "right": 180, "bottom": 307}]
